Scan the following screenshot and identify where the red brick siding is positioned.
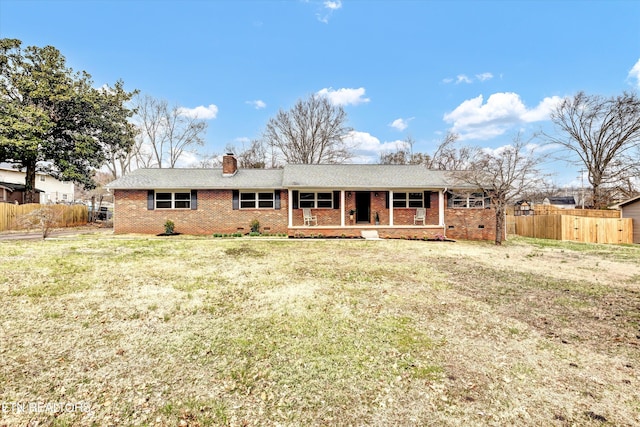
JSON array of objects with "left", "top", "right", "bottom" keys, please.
[
  {"left": 113, "top": 189, "right": 289, "bottom": 235},
  {"left": 114, "top": 189, "right": 497, "bottom": 241},
  {"left": 444, "top": 208, "right": 496, "bottom": 241},
  {"left": 292, "top": 208, "right": 341, "bottom": 226}
]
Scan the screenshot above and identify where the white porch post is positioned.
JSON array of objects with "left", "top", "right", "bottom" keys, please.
[
  {"left": 438, "top": 190, "right": 445, "bottom": 226},
  {"left": 389, "top": 190, "right": 394, "bottom": 226},
  {"left": 340, "top": 190, "right": 345, "bottom": 227},
  {"left": 288, "top": 189, "right": 293, "bottom": 228}
]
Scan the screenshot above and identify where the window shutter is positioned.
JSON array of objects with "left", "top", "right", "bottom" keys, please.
[
  {"left": 191, "top": 190, "right": 198, "bottom": 210},
  {"left": 446, "top": 191, "right": 453, "bottom": 208},
  {"left": 292, "top": 190, "right": 299, "bottom": 209},
  {"left": 333, "top": 191, "right": 340, "bottom": 209},
  {"left": 147, "top": 190, "right": 154, "bottom": 210},
  {"left": 274, "top": 190, "right": 281, "bottom": 210},
  {"left": 424, "top": 191, "right": 431, "bottom": 209},
  {"left": 484, "top": 193, "right": 491, "bottom": 209},
  {"left": 232, "top": 190, "right": 239, "bottom": 210},
  {"left": 385, "top": 192, "right": 389, "bottom": 209}
]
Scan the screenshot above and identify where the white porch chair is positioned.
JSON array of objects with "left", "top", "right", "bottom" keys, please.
[
  {"left": 414, "top": 207, "right": 426, "bottom": 225},
  {"left": 303, "top": 208, "right": 317, "bottom": 226}
]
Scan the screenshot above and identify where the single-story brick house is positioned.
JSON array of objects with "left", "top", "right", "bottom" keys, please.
[{"left": 106, "top": 154, "right": 496, "bottom": 240}]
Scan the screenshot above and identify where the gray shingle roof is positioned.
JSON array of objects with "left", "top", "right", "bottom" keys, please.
[
  {"left": 106, "top": 164, "right": 474, "bottom": 190},
  {"left": 282, "top": 164, "right": 452, "bottom": 189},
  {"left": 106, "top": 168, "right": 284, "bottom": 190}
]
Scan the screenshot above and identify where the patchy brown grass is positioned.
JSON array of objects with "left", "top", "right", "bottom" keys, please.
[{"left": 0, "top": 236, "right": 638, "bottom": 426}]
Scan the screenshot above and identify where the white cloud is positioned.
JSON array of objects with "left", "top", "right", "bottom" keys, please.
[
  {"left": 316, "top": 0, "right": 342, "bottom": 23},
  {"left": 456, "top": 74, "right": 472, "bottom": 84},
  {"left": 443, "top": 72, "right": 494, "bottom": 84},
  {"left": 177, "top": 104, "right": 218, "bottom": 120},
  {"left": 317, "top": 87, "right": 370, "bottom": 106},
  {"left": 443, "top": 92, "right": 562, "bottom": 140},
  {"left": 628, "top": 58, "right": 640, "bottom": 88},
  {"left": 343, "top": 131, "right": 410, "bottom": 163},
  {"left": 246, "top": 100, "right": 266, "bottom": 109},
  {"left": 476, "top": 72, "right": 493, "bottom": 82},
  {"left": 324, "top": 0, "right": 342, "bottom": 10},
  {"left": 521, "top": 95, "right": 562, "bottom": 122},
  {"left": 389, "top": 117, "right": 413, "bottom": 131}
]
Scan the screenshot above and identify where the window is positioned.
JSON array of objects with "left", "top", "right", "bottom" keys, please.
[
  {"left": 299, "top": 192, "right": 333, "bottom": 209},
  {"left": 393, "top": 192, "right": 423, "bottom": 208},
  {"left": 39, "top": 175, "right": 46, "bottom": 182},
  {"left": 450, "top": 192, "right": 489, "bottom": 208},
  {"left": 240, "top": 191, "right": 274, "bottom": 209},
  {"left": 155, "top": 191, "right": 191, "bottom": 209}
]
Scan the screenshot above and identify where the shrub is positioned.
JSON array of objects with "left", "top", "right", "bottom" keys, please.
[
  {"left": 164, "top": 220, "right": 175, "bottom": 235},
  {"left": 250, "top": 219, "right": 260, "bottom": 234}
]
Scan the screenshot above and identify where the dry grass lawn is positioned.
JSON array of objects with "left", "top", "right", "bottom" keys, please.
[{"left": 0, "top": 234, "right": 639, "bottom": 426}]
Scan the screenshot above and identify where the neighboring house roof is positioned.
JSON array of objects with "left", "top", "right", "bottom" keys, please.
[
  {"left": 544, "top": 196, "right": 576, "bottom": 205},
  {"left": 611, "top": 194, "right": 640, "bottom": 209},
  {"left": 107, "top": 165, "right": 476, "bottom": 191},
  {"left": 106, "top": 168, "right": 285, "bottom": 190},
  {"left": 0, "top": 181, "right": 44, "bottom": 192}
]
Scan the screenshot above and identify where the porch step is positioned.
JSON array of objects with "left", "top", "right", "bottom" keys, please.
[{"left": 360, "top": 230, "right": 381, "bottom": 240}]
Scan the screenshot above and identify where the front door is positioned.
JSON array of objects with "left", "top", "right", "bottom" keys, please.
[{"left": 355, "top": 192, "right": 370, "bottom": 223}]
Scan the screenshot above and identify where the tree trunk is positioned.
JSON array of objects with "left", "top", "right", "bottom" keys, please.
[
  {"left": 494, "top": 203, "right": 505, "bottom": 246},
  {"left": 24, "top": 158, "right": 38, "bottom": 204}
]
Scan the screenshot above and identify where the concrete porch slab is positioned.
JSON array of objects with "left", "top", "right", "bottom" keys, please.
[{"left": 360, "top": 230, "right": 381, "bottom": 240}]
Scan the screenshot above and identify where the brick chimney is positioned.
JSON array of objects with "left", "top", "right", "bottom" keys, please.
[{"left": 222, "top": 153, "right": 237, "bottom": 176}]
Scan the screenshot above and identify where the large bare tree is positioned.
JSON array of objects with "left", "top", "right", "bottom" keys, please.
[
  {"left": 546, "top": 91, "right": 640, "bottom": 208},
  {"left": 378, "top": 136, "right": 432, "bottom": 165},
  {"left": 224, "top": 139, "right": 268, "bottom": 169},
  {"left": 427, "top": 132, "right": 481, "bottom": 170},
  {"left": 454, "top": 134, "right": 546, "bottom": 245},
  {"left": 378, "top": 133, "right": 473, "bottom": 168},
  {"left": 263, "top": 94, "right": 353, "bottom": 164},
  {"left": 132, "top": 94, "right": 207, "bottom": 169}
]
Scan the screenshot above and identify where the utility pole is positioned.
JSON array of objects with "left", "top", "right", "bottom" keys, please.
[{"left": 578, "top": 169, "right": 586, "bottom": 209}]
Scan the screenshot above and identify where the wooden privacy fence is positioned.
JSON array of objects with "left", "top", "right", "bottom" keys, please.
[
  {"left": 0, "top": 203, "right": 88, "bottom": 232},
  {"left": 533, "top": 206, "right": 621, "bottom": 218},
  {"left": 512, "top": 214, "right": 633, "bottom": 244}
]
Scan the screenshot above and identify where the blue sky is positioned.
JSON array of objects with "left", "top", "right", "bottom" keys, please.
[{"left": 1, "top": 0, "right": 639, "bottom": 186}]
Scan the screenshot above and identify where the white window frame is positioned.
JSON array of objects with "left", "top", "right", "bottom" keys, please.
[
  {"left": 240, "top": 191, "right": 275, "bottom": 209},
  {"left": 155, "top": 191, "right": 191, "bottom": 209},
  {"left": 299, "top": 191, "right": 333, "bottom": 209},
  {"left": 393, "top": 191, "right": 423, "bottom": 208},
  {"left": 451, "top": 192, "right": 488, "bottom": 209}
]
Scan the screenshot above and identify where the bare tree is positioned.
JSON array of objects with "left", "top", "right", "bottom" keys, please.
[
  {"left": 132, "top": 94, "right": 207, "bottom": 168},
  {"left": 546, "top": 91, "right": 640, "bottom": 208},
  {"left": 225, "top": 139, "right": 268, "bottom": 168},
  {"left": 378, "top": 136, "right": 432, "bottom": 165},
  {"left": 454, "top": 134, "right": 546, "bottom": 245},
  {"left": 17, "top": 206, "right": 61, "bottom": 239},
  {"left": 263, "top": 94, "right": 354, "bottom": 164},
  {"left": 426, "top": 132, "right": 482, "bottom": 170}
]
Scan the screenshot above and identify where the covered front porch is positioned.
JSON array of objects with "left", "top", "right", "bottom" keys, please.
[{"left": 287, "top": 189, "right": 447, "bottom": 238}]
